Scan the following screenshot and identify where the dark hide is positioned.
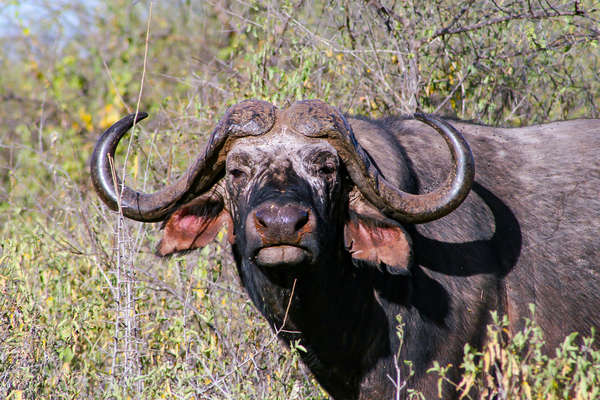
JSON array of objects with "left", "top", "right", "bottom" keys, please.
[{"left": 157, "top": 114, "right": 600, "bottom": 400}]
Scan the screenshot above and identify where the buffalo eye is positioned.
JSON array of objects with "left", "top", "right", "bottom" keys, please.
[
  {"left": 229, "top": 168, "right": 246, "bottom": 179},
  {"left": 228, "top": 167, "right": 248, "bottom": 185},
  {"left": 318, "top": 163, "right": 336, "bottom": 176},
  {"left": 305, "top": 150, "right": 338, "bottom": 179},
  {"left": 226, "top": 151, "right": 252, "bottom": 185}
]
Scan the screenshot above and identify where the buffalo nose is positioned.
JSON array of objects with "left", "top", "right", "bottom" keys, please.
[{"left": 255, "top": 204, "right": 309, "bottom": 238}]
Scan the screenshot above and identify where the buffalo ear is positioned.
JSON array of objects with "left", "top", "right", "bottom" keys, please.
[
  {"left": 344, "top": 197, "right": 412, "bottom": 274},
  {"left": 157, "top": 193, "right": 233, "bottom": 256}
]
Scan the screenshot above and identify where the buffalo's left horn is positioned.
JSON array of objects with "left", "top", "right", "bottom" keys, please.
[
  {"left": 90, "top": 100, "right": 276, "bottom": 222},
  {"left": 287, "top": 99, "right": 473, "bottom": 224},
  {"left": 287, "top": 99, "right": 474, "bottom": 223},
  {"left": 339, "top": 112, "right": 474, "bottom": 224}
]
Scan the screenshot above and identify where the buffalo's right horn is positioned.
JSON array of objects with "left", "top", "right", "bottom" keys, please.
[{"left": 90, "top": 100, "right": 276, "bottom": 222}]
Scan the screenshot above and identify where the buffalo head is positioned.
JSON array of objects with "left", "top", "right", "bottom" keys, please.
[{"left": 91, "top": 99, "right": 474, "bottom": 277}]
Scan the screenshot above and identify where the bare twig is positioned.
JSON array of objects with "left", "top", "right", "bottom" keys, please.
[
  {"left": 199, "top": 279, "right": 299, "bottom": 395},
  {"left": 434, "top": 68, "right": 472, "bottom": 114},
  {"left": 430, "top": 2, "right": 586, "bottom": 41}
]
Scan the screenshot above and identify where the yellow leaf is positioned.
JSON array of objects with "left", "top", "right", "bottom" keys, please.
[
  {"left": 10, "top": 390, "right": 23, "bottom": 400},
  {"left": 78, "top": 107, "right": 93, "bottom": 131},
  {"left": 133, "top": 154, "right": 139, "bottom": 181},
  {"left": 523, "top": 381, "right": 532, "bottom": 400},
  {"left": 99, "top": 104, "right": 120, "bottom": 130},
  {"left": 483, "top": 351, "right": 490, "bottom": 371}
]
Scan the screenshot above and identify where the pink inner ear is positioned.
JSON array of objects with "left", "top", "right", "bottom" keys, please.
[
  {"left": 178, "top": 214, "right": 203, "bottom": 232},
  {"left": 344, "top": 214, "right": 412, "bottom": 272},
  {"left": 157, "top": 200, "right": 233, "bottom": 256}
]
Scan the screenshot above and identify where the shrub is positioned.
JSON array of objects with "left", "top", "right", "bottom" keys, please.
[{"left": 429, "top": 307, "right": 599, "bottom": 399}]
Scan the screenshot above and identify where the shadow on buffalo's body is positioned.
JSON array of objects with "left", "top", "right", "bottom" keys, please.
[{"left": 91, "top": 99, "right": 600, "bottom": 399}]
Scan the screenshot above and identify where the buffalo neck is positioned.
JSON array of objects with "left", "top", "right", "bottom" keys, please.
[{"left": 233, "top": 244, "right": 410, "bottom": 398}]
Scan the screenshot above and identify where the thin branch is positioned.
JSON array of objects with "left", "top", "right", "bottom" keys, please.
[
  {"left": 437, "top": 0, "right": 477, "bottom": 38},
  {"left": 199, "top": 279, "right": 298, "bottom": 395},
  {"left": 280, "top": 279, "right": 297, "bottom": 331},
  {"left": 433, "top": 68, "right": 472, "bottom": 115},
  {"left": 430, "top": 3, "right": 585, "bottom": 41}
]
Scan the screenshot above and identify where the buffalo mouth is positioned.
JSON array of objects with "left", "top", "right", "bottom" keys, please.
[{"left": 255, "top": 245, "right": 311, "bottom": 267}]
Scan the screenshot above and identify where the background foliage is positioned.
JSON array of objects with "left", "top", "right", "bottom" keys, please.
[{"left": 1, "top": 0, "right": 599, "bottom": 398}]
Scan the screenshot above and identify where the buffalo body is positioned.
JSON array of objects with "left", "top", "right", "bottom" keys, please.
[{"left": 91, "top": 100, "right": 600, "bottom": 399}]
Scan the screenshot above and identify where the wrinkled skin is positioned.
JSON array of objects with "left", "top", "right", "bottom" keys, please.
[{"left": 92, "top": 101, "right": 600, "bottom": 400}]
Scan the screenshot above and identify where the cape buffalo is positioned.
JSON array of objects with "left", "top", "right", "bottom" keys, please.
[{"left": 91, "top": 99, "right": 600, "bottom": 399}]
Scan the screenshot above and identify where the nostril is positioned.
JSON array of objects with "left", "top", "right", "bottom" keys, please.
[
  {"left": 255, "top": 209, "right": 268, "bottom": 228},
  {"left": 294, "top": 210, "right": 309, "bottom": 231}
]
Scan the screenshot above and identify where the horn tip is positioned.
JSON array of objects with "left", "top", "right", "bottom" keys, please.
[{"left": 131, "top": 111, "right": 149, "bottom": 122}]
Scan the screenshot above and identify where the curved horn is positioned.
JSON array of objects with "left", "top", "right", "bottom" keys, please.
[
  {"left": 347, "top": 113, "right": 474, "bottom": 223},
  {"left": 90, "top": 100, "right": 276, "bottom": 222},
  {"left": 287, "top": 100, "right": 474, "bottom": 224}
]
